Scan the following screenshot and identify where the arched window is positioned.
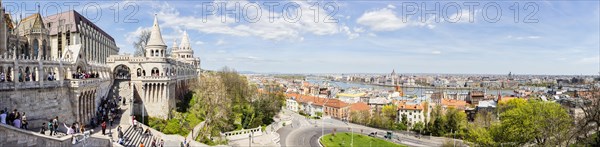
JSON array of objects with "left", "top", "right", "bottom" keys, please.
[
  {"left": 42, "top": 40, "right": 47, "bottom": 59},
  {"left": 151, "top": 67, "right": 159, "bottom": 76},
  {"left": 32, "top": 39, "right": 39, "bottom": 58},
  {"left": 137, "top": 68, "right": 142, "bottom": 77}
]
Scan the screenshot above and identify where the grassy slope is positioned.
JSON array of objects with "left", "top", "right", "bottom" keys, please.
[{"left": 320, "top": 132, "right": 406, "bottom": 147}]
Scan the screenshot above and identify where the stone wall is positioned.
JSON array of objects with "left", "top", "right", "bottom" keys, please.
[
  {"left": 0, "top": 87, "right": 75, "bottom": 129},
  {"left": 0, "top": 123, "right": 71, "bottom": 147},
  {"left": 0, "top": 79, "right": 113, "bottom": 130},
  {"left": 0, "top": 123, "right": 112, "bottom": 147}
]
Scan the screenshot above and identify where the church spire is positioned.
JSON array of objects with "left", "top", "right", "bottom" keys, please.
[
  {"left": 172, "top": 39, "right": 178, "bottom": 49},
  {"left": 146, "top": 14, "right": 166, "bottom": 46},
  {"left": 180, "top": 30, "right": 191, "bottom": 50}
]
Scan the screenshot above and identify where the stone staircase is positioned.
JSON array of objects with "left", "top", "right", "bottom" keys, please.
[{"left": 121, "top": 125, "right": 159, "bottom": 147}]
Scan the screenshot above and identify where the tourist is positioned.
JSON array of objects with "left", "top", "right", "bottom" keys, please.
[
  {"left": 118, "top": 129, "right": 124, "bottom": 139},
  {"left": 0, "top": 72, "right": 5, "bottom": 81},
  {"left": 40, "top": 122, "right": 47, "bottom": 134},
  {"left": 13, "top": 116, "right": 21, "bottom": 128},
  {"left": 48, "top": 120, "right": 54, "bottom": 136},
  {"left": 0, "top": 110, "right": 6, "bottom": 124},
  {"left": 21, "top": 112, "right": 28, "bottom": 130},
  {"left": 118, "top": 137, "right": 124, "bottom": 145},
  {"left": 140, "top": 142, "right": 145, "bottom": 147},
  {"left": 160, "top": 139, "right": 164, "bottom": 147},
  {"left": 71, "top": 125, "right": 76, "bottom": 135},
  {"left": 80, "top": 124, "right": 85, "bottom": 134},
  {"left": 7, "top": 109, "right": 15, "bottom": 125},
  {"left": 144, "top": 127, "right": 152, "bottom": 137},
  {"left": 74, "top": 122, "right": 79, "bottom": 133},
  {"left": 151, "top": 139, "right": 156, "bottom": 147},
  {"left": 101, "top": 121, "right": 107, "bottom": 135},
  {"left": 109, "top": 114, "right": 114, "bottom": 127},
  {"left": 52, "top": 116, "right": 58, "bottom": 135},
  {"left": 63, "top": 123, "right": 74, "bottom": 135},
  {"left": 132, "top": 117, "right": 138, "bottom": 130}
]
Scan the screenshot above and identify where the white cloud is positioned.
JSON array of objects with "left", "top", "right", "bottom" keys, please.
[
  {"left": 125, "top": 27, "right": 151, "bottom": 44},
  {"left": 215, "top": 39, "right": 226, "bottom": 46},
  {"left": 447, "top": 9, "right": 479, "bottom": 23},
  {"left": 431, "top": 51, "right": 442, "bottom": 55},
  {"left": 353, "top": 27, "right": 365, "bottom": 33},
  {"left": 579, "top": 56, "right": 599, "bottom": 64},
  {"left": 155, "top": 1, "right": 340, "bottom": 41},
  {"left": 357, "top": 7, "right": 438, "bottom": 31},
  {"left": 195, "top": 41, "right": 205, "bottom": 45},
  {"left": 387, "top": 4, "right": 396, "bottom": 9},
  {"left": 356, "top": 8, "right": 408, "bottom": 31},
  {"left": 341, "top": 25, "right": 359, "bottom": 39},
  {"left": 507, "top": 35, "right": 542, "bottom": 40}
]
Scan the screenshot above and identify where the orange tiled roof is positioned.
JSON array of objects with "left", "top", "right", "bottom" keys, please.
[
  {"left": 397, "top": 101, "right": 425, "bottom": 110},
  {"left": 441, "top": 99, "right": 467, "bottom": 109},
  {"left": 350, "top": 102, "right": 370, "bottom": 111},
  {"left": 286, "top": 93, "right": 349, "bottom": 108}
]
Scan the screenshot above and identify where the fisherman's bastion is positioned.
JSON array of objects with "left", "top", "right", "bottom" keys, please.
[{"left": 0, "top": 1, "right": 202, "bottom": 146}]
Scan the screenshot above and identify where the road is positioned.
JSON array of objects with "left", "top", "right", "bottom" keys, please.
[{"left": 276, "top": 110, "right": 449, "bottom": 147}]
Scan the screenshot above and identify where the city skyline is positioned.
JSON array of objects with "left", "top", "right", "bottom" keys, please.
[{"left": 5, "top": 0, "right": 599, "bottom": 75}]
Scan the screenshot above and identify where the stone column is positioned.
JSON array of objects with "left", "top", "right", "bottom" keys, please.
[
  {"left": 152, "top": 84, "right": 156, "bottom": 103},
  {"left": 84, "top": 92, "right": 88, "bottom": 124},
  {"left": 162, "top": 83, "right": 166, "bottom": 103},
  {"left": 76, "top": 93, "right": 81, "bottom": 124}
]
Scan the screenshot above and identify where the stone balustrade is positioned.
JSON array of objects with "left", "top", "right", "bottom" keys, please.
[
  {"left": 222, "top": 127, "right": 263, "bottom": 140},
  {"left": 69, "top": 78, "right": 111, "bottom": 88}
]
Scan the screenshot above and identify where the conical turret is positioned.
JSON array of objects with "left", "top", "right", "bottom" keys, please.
[
  {"left": 147, "top": 14, "right": 166, "bottom": 46},
  {"left": 180, "top": 31, "right": 191, "bottom": 50}
]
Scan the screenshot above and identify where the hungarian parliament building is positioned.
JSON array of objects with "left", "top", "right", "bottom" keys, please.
[{"left": 0, "top": 3, "right": 201, "bottom": 132}]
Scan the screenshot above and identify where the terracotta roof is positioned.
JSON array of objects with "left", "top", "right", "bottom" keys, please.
[
  {"left": 286, "top": 93, "right": 349, "bottom": 108},
  {"left": 441, "top": 99, "right": 467, "bottom": 109},
  {"left": 350, "top": 102, "right": 370, "bottom": 111},
  {"left": 397, "top": 101, "right": 425, "bottom": 110}
]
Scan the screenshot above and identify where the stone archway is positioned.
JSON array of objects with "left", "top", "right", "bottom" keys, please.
[{"left": 113, "top": 64, "right": 131, "bottom": 80}]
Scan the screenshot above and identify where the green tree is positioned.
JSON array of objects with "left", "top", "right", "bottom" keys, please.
[
  {"left": 412, "top": 121, "right": 425, "bottom": 133},
  {"left": 382, "top": 105, "right": 398, "bottom": 129},
  {"left": 445, "top": 107, "right": 467, "bottom": 138},
  {"left": 401, "top": 113, "right": 408, "bottom": 126},
  {"left": 316, "top": 112, "right": 323, "bottom": 118},
  {"left": 466, "top": 125, "right": 496, "bottom": 146},
  {"left": 499, "top": 100, "right": 572, "bottom": 146}
]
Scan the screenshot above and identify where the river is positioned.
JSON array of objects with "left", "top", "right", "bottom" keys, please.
[{"left": 306, "top": 79, "right": 516, "bottom": 97}]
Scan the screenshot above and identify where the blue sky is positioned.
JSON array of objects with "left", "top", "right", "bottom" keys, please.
[{"left": 5, "top": 0, "right": 600, "bottom": 75}]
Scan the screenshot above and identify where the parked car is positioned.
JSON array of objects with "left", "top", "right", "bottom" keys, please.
[{"left": 385, "top": 131, "right": 393, "bottom": 139}]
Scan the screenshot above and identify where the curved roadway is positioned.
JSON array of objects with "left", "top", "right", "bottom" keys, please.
[{"left": 276, "top": 113, "right": 447, "bottom": 147}]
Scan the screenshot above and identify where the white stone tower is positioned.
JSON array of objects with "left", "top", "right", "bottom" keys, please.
[
  {"left": 145, "top": 14, "right": 167, "bottom": 58},
  {"left": 172, "top": 31, "right": 194, "bottom": 59}
]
